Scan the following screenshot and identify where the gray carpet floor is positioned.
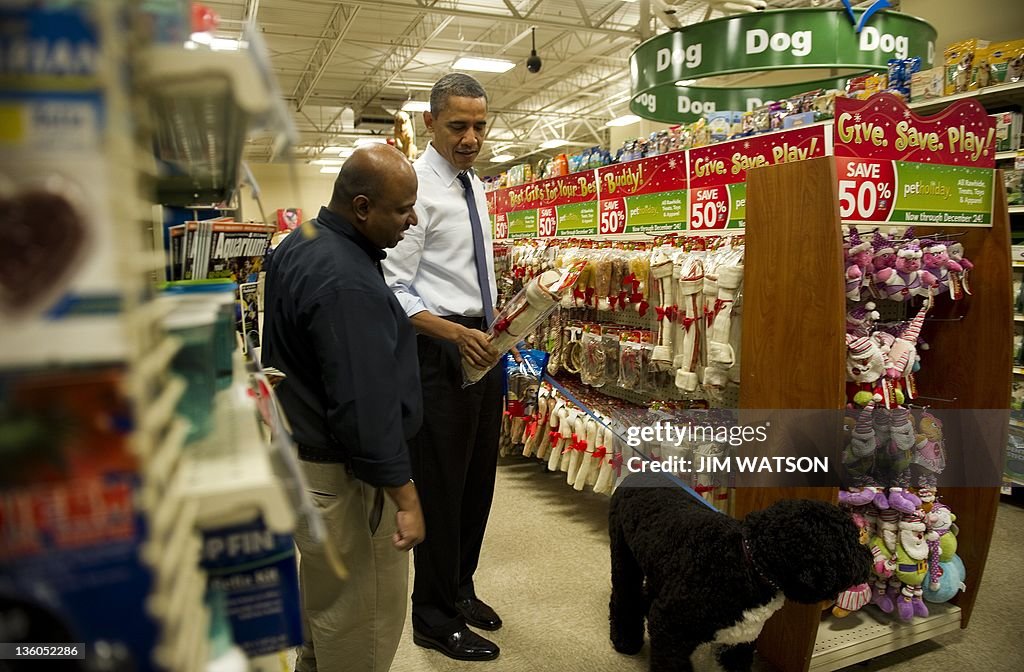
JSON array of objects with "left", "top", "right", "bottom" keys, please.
[{"left": 390, "top": 457, "right": 1024, "bottom": 672}]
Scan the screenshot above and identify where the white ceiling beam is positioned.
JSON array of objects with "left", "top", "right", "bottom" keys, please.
[
  {"left": 280, "top": 0, "right": 638, "bottom": 38},
  {"left": 291, "top": 4, "right": 361, "bottom": 112}
]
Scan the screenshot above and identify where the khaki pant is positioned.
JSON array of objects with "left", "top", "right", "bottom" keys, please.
[{"left": 293, "top": 460, "right": 408, "bottom": 672}]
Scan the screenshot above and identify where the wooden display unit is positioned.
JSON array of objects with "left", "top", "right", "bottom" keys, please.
[{"left": 733, "top": 157, "right": 1011, "bottom": 672}]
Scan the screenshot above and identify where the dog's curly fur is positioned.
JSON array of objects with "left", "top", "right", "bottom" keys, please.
[{"left": 609, "top": 473, "right": 871, "bottom": 672}]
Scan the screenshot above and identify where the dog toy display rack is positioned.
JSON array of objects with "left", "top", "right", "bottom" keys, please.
[{"left": 735, "top": 156, "right": 1011, "bottom": 672}]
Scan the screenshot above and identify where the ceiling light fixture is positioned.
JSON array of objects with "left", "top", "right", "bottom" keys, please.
[
  {"left": 452, "top": 57, "right": 516, "bottom": 73},
  {"left": 313, "top": 159, "right": 345, "bottom": 165},
  {"left": 675, "top": 79, "right": 696, "bottom": 86},
  {"left": 605, "top": 114, "right": 642, "bottom": 127},
  {"left": 337, "top": 147, "right": 355, "bottom": 157},
  {"left": 323, "top": 146, "right": 347, "bottom": 153},
  {"left": 490, "top": 153, "right": 515, "bottom": 163},
  {"left": 319, "top": 166, "right": 342, "bottom": 174},
  {"left": 540, "top": 138, "right": 569, "bottom": 150},
  {"left": 401, "top": 100, "right": 431, "bottom": 112},
  {"left": 353, "top": 137, "right": 388, "bottom": 146}
]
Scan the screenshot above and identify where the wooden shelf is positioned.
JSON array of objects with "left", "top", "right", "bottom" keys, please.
[
  {"left": 909, "top": 80, "right": 1024, "bottom": 115},
  {"left": 809, "top": 604, "right": 962, "bottom": 672},
  {"left": 734, "top": 157, "right": 1010, "bottom": 672}
]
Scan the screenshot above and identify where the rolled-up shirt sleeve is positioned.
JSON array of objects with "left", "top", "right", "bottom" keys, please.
[
  {"left": 305, "top": 288, "right": 413, "bottom": 487},
  {"left": 382, "top": 201, "right": 428, "bottom": 317}
]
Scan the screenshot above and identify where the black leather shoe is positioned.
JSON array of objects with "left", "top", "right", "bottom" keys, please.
[
  {"left": 456, "top": 597, "right": 503, "bottom": 631},
  {"left": 413, "top": 627, "right": 500, "bottom": 661}
]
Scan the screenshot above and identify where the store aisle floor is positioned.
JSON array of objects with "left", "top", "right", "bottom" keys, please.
[{"left": 391, "top": 458, "right": 1024, "bottom": 672}]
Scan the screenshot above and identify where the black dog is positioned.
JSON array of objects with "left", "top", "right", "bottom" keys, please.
[{"left": 609, "top": 473, "right": 870, "bottom": 671}]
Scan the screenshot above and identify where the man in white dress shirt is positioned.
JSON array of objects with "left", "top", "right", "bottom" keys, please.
[{"left": 382, "top": 73, "right": 504, "bottom": 662}]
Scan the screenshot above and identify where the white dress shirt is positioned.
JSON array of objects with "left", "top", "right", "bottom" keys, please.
[{"left": 383, "top": 142, "right": 498, "bottom": 318}]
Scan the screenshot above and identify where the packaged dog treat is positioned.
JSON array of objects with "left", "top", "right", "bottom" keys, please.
[
  {"left": 945, "top": 39, "right": 989, "bottom": 95},
  {"left": 911, "top": 67, "right": 944, "bottom": 102},
  {"left": 505, "top": 349, "right": 549, "bottom": 417},
  {"left": 976, "top": 40, "right": 1024, "bottom": 88}
]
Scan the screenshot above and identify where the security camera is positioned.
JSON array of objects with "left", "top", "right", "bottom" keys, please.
[{"left": 526, "top": 27, "right": 542, "bottom": 74}]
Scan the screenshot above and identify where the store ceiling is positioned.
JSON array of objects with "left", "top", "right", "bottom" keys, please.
[{"left": 203, "top": 0, "right": 886, "bottom": 166}]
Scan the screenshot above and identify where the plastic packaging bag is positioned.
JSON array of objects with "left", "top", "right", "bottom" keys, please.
[{"left": 505, "top": 349, "right": 549, "bottom": 418}]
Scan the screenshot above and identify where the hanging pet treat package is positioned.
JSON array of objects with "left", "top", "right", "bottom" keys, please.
[
  {"left": 580, "top": 326, "right": 607, "bottom": 388},
  {"left": 602, "top": 327, "right": 622, "bottom": 383},
  {"left": 618, "top": 334, "right": 645, "bottom": 391},
  {"left": 505, "top": 349, "right": 549, "bottom": 418},
  {"left": 463, "top": 261, "right": 588, "bottom": 386}
]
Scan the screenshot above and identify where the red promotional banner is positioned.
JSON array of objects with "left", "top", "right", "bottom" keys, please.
[
  {"left": 596, "top": 150, "right": 686, "bottom": 199},
  {"left": 688, "top": 125, "right": 828, "bottom": 188},
  {"left": 500, "top": 171, "right": 598, "bottom": 213},
  {"left": 485, "top": 190, "right": 496, "bottom": 216},
  {"left": 834, "top": 93, "right": 997, "bottom": 167}
]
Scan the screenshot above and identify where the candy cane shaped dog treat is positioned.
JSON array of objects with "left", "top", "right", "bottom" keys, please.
[
  {"left": 650, "top": 251, "right": 676, "bottom": 370},
  {"left": 566, "top": 414, "right": 590, "bottom": 485},
  {"left": 675, "top": 255, "right": 705, "bottom": 392},
  {"left": 573, "top": 417, "right": 602, "bottom": 491}
]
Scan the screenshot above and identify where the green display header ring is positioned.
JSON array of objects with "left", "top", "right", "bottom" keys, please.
[{"left": 629, "top": 8, "right": 936, "bottom": 123}]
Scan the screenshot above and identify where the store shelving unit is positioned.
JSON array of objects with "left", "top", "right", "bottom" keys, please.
[
  {"left": 908, "top": 80, "right": 1024, "bottom": 115},
  {"left": 733, "top": 156, "right": 1011, "bottom": 672}
]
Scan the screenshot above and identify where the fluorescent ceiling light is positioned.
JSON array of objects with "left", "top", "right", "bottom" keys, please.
[
  {"left": 606, "top": 114, "right": 641, "bottom": 127},
  {"left": 324, "top": 146, "right": 347, "bottom": 153},
  {"left": 337, "top": 147, "right": 355, "bottom": 157},
  {"left": 540, "top": 138, "right": 569, "bottom": 150},
  {"left": 313, "top": 158, "right": 345, "bottom": 165},
  {"left": 453, "top": 57, "right": 516, "bottom": 73},
  {"left": 675, "top": 79, "right": 696, "bottom": 86},
  {"left": 320, "top": 166, "right": 342, "bottom": 174},
  {"left": 354, "top": 137, "right": 387, "bottom": 146},
  {"left": 401, "top": 100, "right": 431, "bottom": 112},
  {"left": 189, "top": 32, "right": 240, "bottom": 51},
  {"left": 490, "top": 153, "right": 515, "bottom": 163}
]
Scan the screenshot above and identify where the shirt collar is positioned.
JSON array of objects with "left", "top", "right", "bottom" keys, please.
[
  {"left": 316, "top": 206, "right": 386, "bottom": 262},
  {"left": 422, "top": 142, "right": 475, "bottom": 188}
]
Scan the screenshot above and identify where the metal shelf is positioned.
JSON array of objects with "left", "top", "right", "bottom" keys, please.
[
  {"left": 996, "top": 151, "right": 1020, "bottom": 162},
  {"left": 810, "top": 604, "right": 962, "bottom": 672},
  {"left": 1010, "top": 206, "right": 1024, "bottom": 215},
  {"left": 909, "top": 81, "right": 1024, "bottom": 115}
]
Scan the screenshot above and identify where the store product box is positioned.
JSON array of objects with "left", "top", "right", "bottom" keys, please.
[
  {"left": 1012, "top": 244, "right": 1024, "bottom": 264},
  {"left": 783, "top": 111, "right": 817, "bottom": 129},
  {"left": 992, "top": 112, "right": 1023, "bottom": 152},
  {"left": 1005, "top": 170, "right": 1024, "bottom": 206},
  {"left": 910, "top": 67, "right": 944, "bottom": 102},
  {"left": 706, "top": 111, "right": 742, "bottom": 143}
]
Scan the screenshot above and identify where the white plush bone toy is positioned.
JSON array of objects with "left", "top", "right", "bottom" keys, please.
[
  {"left": 549, "top": 407, "right": 574, "bottom": 472},
  {"left": 566, "top": 414, "right": 589, "bottom": 483},
  {"left": 704, "top": 261, "right": 744, "bottom": 388},
  {"left": 538, "top": 398, "right": 565, "bottom": 462},
  {"left": 593, "top": 428, "right": 620, "bottom": 496},
  {"left": 462, "top": 269, "right": 563, "bottom": 385},
  {"left": 650, "top": 251, "right": 676, "bottom": 370},
  {"left": 573, "top": 417, "right": 603, "bottom": 491},
  {"left": 674, "top": 254, "right": 705, "bottom": 392},
  {"left": 522, "top": 392, "right": 550, "bottom": 459},
  {"left": 561, "top": 413, "right": 585, "bottom": 474}
]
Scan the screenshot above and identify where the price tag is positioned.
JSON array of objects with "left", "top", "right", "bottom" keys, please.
[
  {"left": 538, "top": 206, "right": 557, "bottom": 238},
  {"left": 494, "top": 213, "right": 509, "bottom": 240},
  {"left": 599, "top": 198, "right": 627, "bottom": 235},
  {"left": 835, "top": 157, "right": 896, "bottom": 222},
  {"left": 688, "top": 185, "right": 729, "bottom": 230}
]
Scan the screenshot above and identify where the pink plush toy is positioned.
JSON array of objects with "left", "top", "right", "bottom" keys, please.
[
  {"left": 846, "top": 301, "right": 880, "bottom": 338},
  {"left": 870, "top": 232, "right": 898, "bottom": 273},
  {"left": 920, "top": 240, "right": 960, "bottom": 297},
  {"left": 873, "top": 240, "right": 937, "bottom": 302},
  {"left": 846, "top": 229, "right": 873, "bottom": 300}
]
